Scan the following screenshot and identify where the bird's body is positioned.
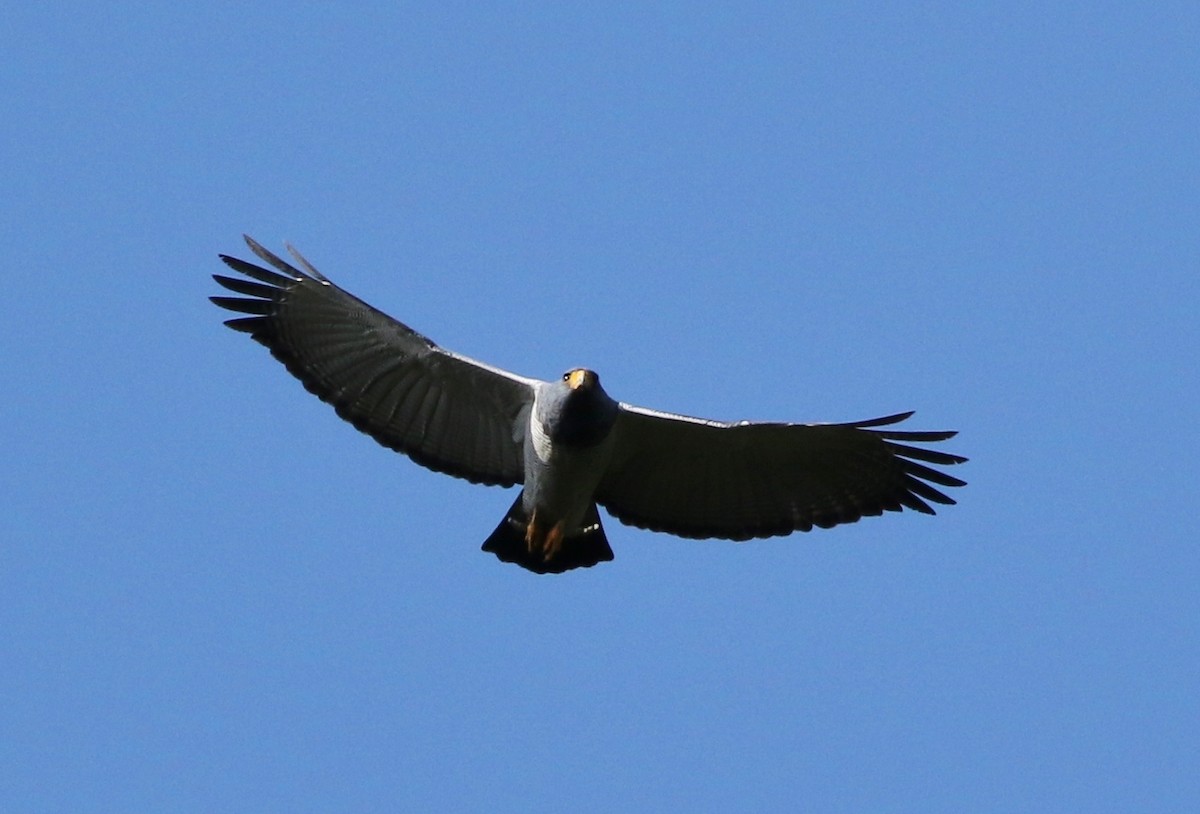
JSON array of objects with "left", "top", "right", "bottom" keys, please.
[
  {"left": 523, "top": 373, "right": 618, "bottom": 538},
  {"left": 212, "top": 237, "right": 967, "bottom": 574},
  {"left": 480, "top": 370, "right": 622, "bottom": 572}
]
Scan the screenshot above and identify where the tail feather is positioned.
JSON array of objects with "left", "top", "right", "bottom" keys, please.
[{"left": 482, "top": 494, "right": 614, "bottom": 574}]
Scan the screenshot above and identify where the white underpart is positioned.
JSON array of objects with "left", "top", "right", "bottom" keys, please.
[
  {"left": 522, "top": 390, "right": 615, "bottom": 534},
  {"left": 529, "top": 409, "right": 556, "bottom": 464}
]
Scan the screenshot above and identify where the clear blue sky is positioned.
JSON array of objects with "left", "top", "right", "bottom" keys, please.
[{"left": 3, "top": 3, "right": 1197, "bottom": 812}]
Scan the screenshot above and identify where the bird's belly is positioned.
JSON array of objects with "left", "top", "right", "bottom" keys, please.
[{"left": 522, "top": 436, "right": 613, "bottom": 533}]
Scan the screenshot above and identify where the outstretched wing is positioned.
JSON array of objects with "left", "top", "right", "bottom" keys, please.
[
  {"left": 597, "top": 407, "right": 966, "bottom": 539},
  {"left": 211, "top": 236, "right": 537, "bottom": 486}
]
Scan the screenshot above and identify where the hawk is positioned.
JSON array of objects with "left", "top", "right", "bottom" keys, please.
[{"left": 212, "top": 237, "right": 966, "bottom": 574}]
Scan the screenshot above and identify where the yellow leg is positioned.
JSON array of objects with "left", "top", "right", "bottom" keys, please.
[{"left": 525, "top": 510, "right": 567, "bottom": 562}]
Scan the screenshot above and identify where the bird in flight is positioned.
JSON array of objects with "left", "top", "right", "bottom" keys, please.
[{"left": 212, "top": 237, "right": 967, "bottom": 574}]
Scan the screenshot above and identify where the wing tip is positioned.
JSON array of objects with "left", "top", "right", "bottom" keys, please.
[{"left": 851, "top": 410, "right": 915, "bottom": 428}]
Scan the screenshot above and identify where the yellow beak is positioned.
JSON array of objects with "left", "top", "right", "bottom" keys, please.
[{"left": 567, "top": 369, "right": 593, "bottom": 390}]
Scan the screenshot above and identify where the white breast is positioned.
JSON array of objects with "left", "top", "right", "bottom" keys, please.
[
  {"left": 529, "top": 409, "right": 555, "bottom": 463},
  {"left": 522, "top": 401, "right": 616, "bottom": 533}
]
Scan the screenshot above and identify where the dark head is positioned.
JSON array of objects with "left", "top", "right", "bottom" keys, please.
[
  {"left": 542, "top": 367, "right": 619, "bottom": 446},
  {"left": 563, "top": 367, "right": 600, "bottom": 392}
]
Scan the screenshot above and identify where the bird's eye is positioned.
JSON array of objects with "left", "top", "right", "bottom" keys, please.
[{"left": 562, "top": 371, "right": 571, "bottom": 381}]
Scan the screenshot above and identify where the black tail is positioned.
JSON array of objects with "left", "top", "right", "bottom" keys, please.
[{"left": 481, "top": 493, "right": 614, "bottom": 574}]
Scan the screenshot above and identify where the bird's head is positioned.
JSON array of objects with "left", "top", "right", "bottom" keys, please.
[
  {"left": 542, "top": 368, "right": 617, "bottom": 446},
  {"left": 563, "top": 367, "right": 599, "bottom": 392}
]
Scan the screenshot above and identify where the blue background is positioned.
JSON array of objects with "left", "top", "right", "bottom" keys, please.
[{"left": 3, "top": 3, "right": 1196, "bottom": 811}]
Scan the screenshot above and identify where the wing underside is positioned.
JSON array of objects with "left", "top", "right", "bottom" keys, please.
[
  {"left": 211, "top": 236, "right": 536, "bottom": 486},
  {"left": 598, "top": 407, "right": 966, "bottom": 539}
]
